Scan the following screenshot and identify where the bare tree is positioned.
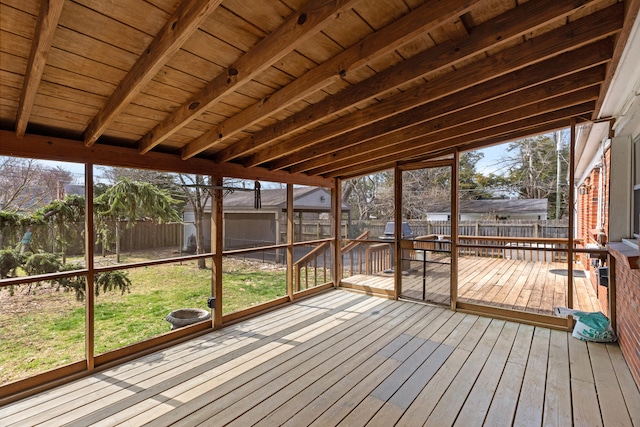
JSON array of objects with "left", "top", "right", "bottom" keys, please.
[
  {"left": 178, "top": 174, "right": 211, "bottom": 269},
  {"left": 0, "top": 157, "right": 41, "bottom": 212},
  {"left": 40, "top": 167, "right": 73, "bottom": 201},
  {"left": 342, "top": 171, "right": 397, "bottom": 222},
  {"left": 498, "top": 134, "right": 569, "bottom": 218},
  {"left": 0, "top": 157, "right": 73, "bottom": 213}
]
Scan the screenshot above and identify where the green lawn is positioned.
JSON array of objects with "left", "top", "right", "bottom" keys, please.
[{"left": 0, "top": 258, "right": 286, "bottom": 385}]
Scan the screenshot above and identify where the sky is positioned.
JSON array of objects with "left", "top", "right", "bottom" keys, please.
[{"left": 473, "top": 144, "right": 508, "bottom": 175}]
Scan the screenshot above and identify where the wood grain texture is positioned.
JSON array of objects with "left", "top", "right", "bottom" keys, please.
[
  {"left": 1, "top": 290, "right": 637, "bottom": 426},
  {"left": 138, "top": 0, "right": 361, "bottom": 156},
  {"left": 244, "top": 5, "right": 622, "bottom": 169},
  {"left": 219, "top": 0, "right": 611, "bottom": 166},
  {"left": 83, "top": 0, "right": 224, "bottom": 146},
  {"left": 15, "top": 0, "right": 65, "bottom": 137}
]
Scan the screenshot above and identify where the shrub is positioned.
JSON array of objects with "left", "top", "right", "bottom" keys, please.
[
  {"left": 95, "top": 270, "right": 131, "bottom": 298},
  {"left": 24, "top": 252, "right": 61, "bottom": 276},
  {"left": 56, "top": 265, "right": 132, "bottom": 301},
  {"left": 0, "top": 248, "right": 21, "bottom": 278}
]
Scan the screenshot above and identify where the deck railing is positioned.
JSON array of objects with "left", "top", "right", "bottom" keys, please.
[
  {"left": 340, "top": 230, "right": 370, "bottom": 277},
  {"left": 341, "top": 235, "right": 576, "bottom": 279},
  {"left": 306, "top": 233, "right": 577, "bottom": 287},
  {"left": 365, "top": 243, "right": 392, "bottom": 274},
  {"left": 293, "top": 241, "right": 331, "bottom": 291},
  {"left": 458, "top": 235, "right": 571, "bottom": 262},
  {"left": 292, "top": 230, "right": 378, "bottom": 290}
]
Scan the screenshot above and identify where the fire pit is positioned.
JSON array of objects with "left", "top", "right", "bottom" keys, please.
[{"left": 165, "top": 308, "right": 210, "bottom": 330}]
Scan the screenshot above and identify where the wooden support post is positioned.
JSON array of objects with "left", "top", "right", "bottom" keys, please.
[
  {"left": 84, "top": 163, "right": 95, "bottom": 370},
  {"left": 451, "top": 151, "right": 460, "bottom": 310},
  {"left": 287, "top": 184, "right": 294, "bottom": 298},
  {"left": 568, "top": 118, "right": 576, "bottom": 311},
  {"left": 394, "top": 165, "right": 402, "bottom": 300},
  {"left": 332, "top": 179, "right": 342, "bottom": 288},
  {"left": 212, "top": 176, "right": 223, "bottom": 328}
]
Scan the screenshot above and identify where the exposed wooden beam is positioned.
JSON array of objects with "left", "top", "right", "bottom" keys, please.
[
  {"left": 197, "top": 0, "right": 487, "bottom": 162},
  {"left": 456, "top": 119, "right": 586, "bottom": 154},
  {"left": 244, "top": 3, "right": 623, "bottom": 168},
  {"left": 82, "top": 0, "right": 224, "bottom": 147},
  {"left": 298, "top": 79, "right": 603, "bottom": 176},
  {"left": 270, "top": 37, "right": 614, "bottom": 171},
  {"left": 288, "top": 65, "right": 606, "bottom": 173},
  {"left": 0, "top": 131, "right": 333, "bottom": 188},
  {"left": 225, "top": 0, "right": 615, "bottom": 165},
  {"left": 325, "top": 103, "right": 595, "bottom": 178},
  {"left": 137, "top": 0, "right": 361, "bottom": 155},
  {"left": 311, "top": 91, "right": 599, "bottom": 177},
  {"left": 15, "top": 0, "right": 65, "bottom": 137},
  {"left": 334, "top": 119, "right": 575, "bottom": 180}
]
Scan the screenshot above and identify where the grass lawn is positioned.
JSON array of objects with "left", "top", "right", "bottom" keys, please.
[{"left": 0, "top": 257, "right": 286, "bottom": 385}]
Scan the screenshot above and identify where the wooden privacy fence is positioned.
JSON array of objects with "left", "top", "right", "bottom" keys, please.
[
  {"left": 354, "top": 219, "right": 569, "bottom": 239},
  {"left": 341, "top": 234, "right": 574, "bottom": 279},
  {"left": 280, "top": 220, "right": 350, "bottom": 243},
  {"left": 1, "top": 221, "right": 183, "bottom": 256},
  {"left": 99, "top": 221, "right": 183, "bottom": 254}
]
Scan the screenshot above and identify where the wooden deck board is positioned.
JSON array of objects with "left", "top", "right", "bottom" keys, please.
[
  {"left": 570, "top": 337, "right": 604, "bottom": 427},
  {"left": 606, "top": 343, "right": 640, "bottom": 425},
  {"left": 589, "top": 341, "right": 635, "bottom": 426},
  {"left": 424, "top": 319, "right": 505, "bottom": 427},
  {"left": 1, "top": 289, "right": 637, "bottom": 427},
  {"left": 483, "top": 323, "right": 534, "bottom": 426},
  {"left": 1, "top": 291, "right": 356, "bottom": 425},
  {"left": 513, "top": 327, "right": 550, "bottom": 426},
  {"left": 63, "top": 292, "right": 368, "bottom": 426},
  {"left": 542, "top": 330, "right": 572, "bottom": 426},
  {"left": 453, "top": 320, "right": 519, "bottom": 426},
  {"left": 344, "top": 257, "right": 602, "bottom": 316}
]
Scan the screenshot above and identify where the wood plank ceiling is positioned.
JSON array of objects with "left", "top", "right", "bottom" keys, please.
[{"left": 0, "top": 0, "right": 635, "bottom": 180}]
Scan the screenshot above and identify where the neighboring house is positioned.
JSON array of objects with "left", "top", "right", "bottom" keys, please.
[
  {"left": 423, "top": 199, "right": 549, "bottom": 221},
  {"left": 183, "top": 186, "right": 350, "bottom": 251},
  {"left": 574, "top": 15, "right": 640, "bottom": 387}
]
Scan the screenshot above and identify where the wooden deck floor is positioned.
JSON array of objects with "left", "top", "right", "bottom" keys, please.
[
  {"left": 344, "top": 257, "right": 602, "bottom": 315},
  {"left": 1, "top": 290, "right": 638, "bottom": 426}
]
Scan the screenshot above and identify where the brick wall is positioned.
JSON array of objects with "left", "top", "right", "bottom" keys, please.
[
  {"left": 576, "top": 148, "right": 610, "bottom": 314},
  {"left": 611, "top": 247, "right": 640, "bottom": 388}
]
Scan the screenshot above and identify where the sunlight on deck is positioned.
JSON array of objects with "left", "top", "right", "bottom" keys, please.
[
  {"left": 343, "top": 257, "right": 602, "bottom": 316},
  {"left": 1, "top": 290, "right": 637, "bottom": 426}
]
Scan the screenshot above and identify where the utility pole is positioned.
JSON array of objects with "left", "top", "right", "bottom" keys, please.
[{"left": 555, "top": 131, "right": 562, "bottom": 219}]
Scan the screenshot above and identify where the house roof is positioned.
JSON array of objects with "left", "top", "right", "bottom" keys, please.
[
  {"left": 1, "top": 0, "right": 638, "bottom": 182},
  {"left": 427, "top": 198, "right": 548, "bottom": 214},
  {"left": 202, "top": 186, "right": 349, "bottom": 210}
]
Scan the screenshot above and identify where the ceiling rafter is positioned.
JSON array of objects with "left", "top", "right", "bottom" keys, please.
[
  {"left": 82, "top": 0, "right": 224, "bottom": 147},
  {"left": 137, "top": 0, "right": 363, "bottom": 155},
  {"left": 293, "top": 68, "right": 605, "bottom": 174},
  {"left": 311, "top": 92, "right": 600, "bottom": 177},
  {"left": 245, "top": 5, "right": 622, "bottom": 169},
  {"left": 1, "top": 0, "right": 633, "bottom": 182},
  {"left": 217, "top": 0, "right": 613, "bottom": 165},
  {"left": 15, "top": 0, "right": 65, "bottom": 137},
  {"left": 330, "top": 107, "right": 592, "bottom": 179},
  {"left": 283, "top": 55, "right": 609, "bottom": 172},
  {"left": 182, "top": 0, "right": 487, "bottom": 161}
]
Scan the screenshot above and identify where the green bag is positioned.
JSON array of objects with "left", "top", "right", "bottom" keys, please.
[{"left": 571, "top": 311, "right": 616, "bottom": 343}]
